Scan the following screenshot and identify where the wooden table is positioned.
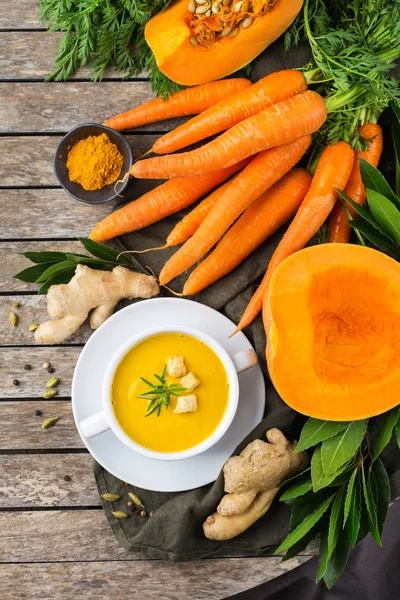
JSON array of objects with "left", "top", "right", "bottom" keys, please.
[{"left": 0, "top": 4, "right": 314, "bottom": 598}]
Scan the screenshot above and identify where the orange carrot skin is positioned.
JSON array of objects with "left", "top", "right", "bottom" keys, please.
[
  {"left": 166, "top": 162, "right": 252, "bottom": 246},
  {"left": 103, "top": 79, "right": 252, "bottom": 131},
  {"left": 153, "top": 70, "right": 307, "bottom": 155},
  {"left": 328, "top": 124, "right": 383, "bottom": 243},
  {"left": 159, "top": 135, "right": 312, "bottom": 285},
  {"left": 131, "top": 91, "right": 326, "bottom": 179},
  {"left": 89, "top": 161, "right": 247, "bottom": 243},
  {"left": 183, "top": 168, "right": 312, "bottom": 296},
  {"left": 234, "top": 141, "right": 355, "bottom": 334}
]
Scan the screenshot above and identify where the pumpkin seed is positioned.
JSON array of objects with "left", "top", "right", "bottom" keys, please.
[
  {"left": 188, "top": 0, "right": 196, "bottom": 12},
  {"left": 211, "top": 1, "right": 220, "bottom": 12},
  {"left": 229, "top": 26, "right": 239, "bottom": 36},
  {"left": 223, "top": 0, "right": 232, "bottom": 5},
  {"left": 232, "top": 1, "right": 242, "bottom": 12},
  {"left": 190, "top": 37, "right": 199, "bottom": 46},
  {"left": 196, "top": 3, "right": 211, "bottom": 13},
  {"left": 242, "top": 0, "right": 249, "bottom": 11},
  {"left": 102, "top": 493, "right": 121, "bottom": 502},
  {"left": 241, "top": 15, "right": 253, "bottom": 28},
  {"left": 195, "top": 0, "right": 208, "bottom": 3},
  {"left": 220, "top": 25, "right": 232, "bottom": 36},
  {"left": 205, "top": 8, "right": 211, "bottom": 15}
]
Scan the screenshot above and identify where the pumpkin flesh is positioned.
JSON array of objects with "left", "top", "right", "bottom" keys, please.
[
  {"left": 145, "top": 0, "right": 304, "bottom": 86},
  {"left": 265, "top": 244, "right": 400, "bottom": 421}
]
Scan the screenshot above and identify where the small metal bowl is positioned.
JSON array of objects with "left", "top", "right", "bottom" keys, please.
[{"left": 54, "top": 123, "right": 133, "bottom": 204}]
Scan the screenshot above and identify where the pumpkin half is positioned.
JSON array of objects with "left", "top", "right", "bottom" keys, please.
[
  {"left": 264, "top": 244, "right": 400, "bottom": 421},
  {"left": 145, "top": 0, "right": 304, "bottom": 86}
]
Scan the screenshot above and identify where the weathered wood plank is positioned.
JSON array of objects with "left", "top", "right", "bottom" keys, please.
[
  {"left": 0, "top": 347, "right": 80, "bottom": 397},
  {"left": 0, "top": 510, "right": 142, "bottom": 562},
  {"left": 0, "top": 32, "right": 142, "bottom": 80},
  {"left": 0, "top": 190, "right": 112, "bottom": 239},
  {"left": 0, "top": 557, "right": 311, "bottom": 599},
  {"left": 0, "top": 135, "right": 156, "bottom": 187},
  {"left": 0, "top": 454, "right": 99, "bottom": 507},
  {"left": 0, "top": 0, "right": 42, "bottom": 28},
  {"left": 0, "top": 401, "right": 83, "bottom": 449},
  {"left": 0, "top": 83, "right": 186, "bottom": 133}
]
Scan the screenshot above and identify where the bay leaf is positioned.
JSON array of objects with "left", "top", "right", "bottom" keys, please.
[
  {"left": 373, "top": 407, "right": 400, "bottom": 460},
  {"left": 22, "top": 251, "right": 67, "bottom": 264},
  {"left": 371, "top": 458, "right": 390, "bottom": 538},
  {"left": 321, "top": 420, "right": 368, "bottom": 477},
  {"left": 327, "top": 487, "right": 346, "bottom": 559},
  {"left": 347, "top": 474, "right": 361, "bottom": 547},
  {"left": 323, "top": 525, "right": 351, "bottom": 589},
  {"left": 343, "top": 467, "right": 358, "bottom": 526},
  {"left": 14, "top": 262, "right": 59, "bottom": 283},
  {"left": 280, "top": 477, "right": 313, "bottom": 501},
  {"left": 275, "top": 494, "right": 335, "bottom": 553},
  {"left": 295, "top": 418, "right": 350, "bottom": 453},
  {"left": 361, "top": 463, "right": 381, "bottom": 546},
  {"left": 316, "top": 529, "right": 329, "bottom": 583},
  {"left": 311, "top": 446, "right": 350, "bottom": 492},
  {"left": 360, "top": 157, "right": 400, "bottom": 209},
  {"left": 78, "top": 237, "right": 132, "bottom": 266},
  {"left": 348, "top": 219, "right": 400, "bottom": 260},
  {"left": 367, "top": 188, "right": 400, "bottom": 245},
  {"left": 36, "top": 260, "right": 75, "bottom": 283}
]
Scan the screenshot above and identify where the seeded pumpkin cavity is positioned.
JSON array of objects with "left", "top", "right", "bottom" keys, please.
[{"left": 187, "top": 0, "right": 277, "bottom": 46}]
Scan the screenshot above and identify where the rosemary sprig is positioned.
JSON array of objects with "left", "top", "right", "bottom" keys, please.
[{"left": 138, "top": 365, "right": 187, "bottom": 417}]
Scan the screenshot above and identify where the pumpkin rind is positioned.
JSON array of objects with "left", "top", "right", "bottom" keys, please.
[
  {"left": 145, "top": 0, "right": 304, "bottom": 86},
  {"left": 264, "top": 244, "right": 400, "bottom": 421}
]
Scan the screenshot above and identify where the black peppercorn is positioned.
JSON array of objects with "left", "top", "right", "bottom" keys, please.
[
  {"left": 34, "top": 409, "right": 42, "bottom": 416},
  {"left": 63, "top": 475, "right": 71, "bottom": 482},
  {"left": 47, "top": 366, "right": 55, "bottom": 374},
  {"left": 24, "top": 364, "right": 32, "bottom": 371},
  {"left": 13, "top": 379, "right": 20, "bottom": 386}
]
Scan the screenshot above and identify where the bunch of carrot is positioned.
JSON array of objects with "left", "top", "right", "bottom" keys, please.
[{"left": 91, "top": 71, "right": 383, "bottom": 333}]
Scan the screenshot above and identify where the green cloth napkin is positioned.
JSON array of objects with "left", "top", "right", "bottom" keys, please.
[{"left": 94, "top": 43, "right": 400, "bottom": 561}]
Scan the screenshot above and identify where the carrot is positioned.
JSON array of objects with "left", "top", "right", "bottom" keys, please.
[
  {"left": 89, "top": 161, "right": 247, "bottom": 243},
  {"left": 163, "top": 164, "right": 251, "bottom": 248},
  {"left": 233, "top": 141, "right": 355, "bottom": 334},
  {"left": 328, "top": 123, "right": 383, "bottom": 243},
  {"left": 183, "top": 168, "right": 312, "bottom": 296},
  {"left": 152, "top": 70, "right": 307, "bottom": 155},
  {"left": 158, "top": 135, "right": 312, "bottom": 285},
  {"left": 131, "top": 91, "right": 327, "bottom": 179},
  {"left": 103, "top": 79, "right": 252, "bottom": 131}
]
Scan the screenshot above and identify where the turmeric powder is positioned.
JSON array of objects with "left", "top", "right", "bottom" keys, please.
[{"left": 66, "top": 133, "right": 123, "bottom": 191}]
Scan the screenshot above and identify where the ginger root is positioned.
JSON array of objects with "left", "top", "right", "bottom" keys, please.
[
  {"left": 34, "top": 265, "right": 159, "bottom": 344},
  {"left": 203, "top": 428, "right": 308, "bottom": 541}
]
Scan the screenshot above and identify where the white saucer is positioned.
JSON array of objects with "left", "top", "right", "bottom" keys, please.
[{"left": 72, "top": 298, "right": 266, "bottom": 492}]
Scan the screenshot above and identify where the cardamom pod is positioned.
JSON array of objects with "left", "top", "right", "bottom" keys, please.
[
  {"left": 101, "top": 493, "right": 121, "bottom": 502},
  {"left": 46, "top": 377, "right": 60, "bottom": 388},
  {"left": 128, "top": 492, "right": 144, "bottom": 508},
  {"left": 29, "top": 323, "right": 39, "bottom": 332},
  {"left": 112, "top": 511, "right": 129, "bottom": 519},
  {"left": 9, "top": 312, "right": 18, "bottom": 327},
  {"left": 42, "top": 417, "right": 59, "bottom": 429},
  {"left": 13, "top": 301, "right": 20, "bottom": 308},
  {"left": 42, "top": 389, "right": 57, "bottom": 399}
]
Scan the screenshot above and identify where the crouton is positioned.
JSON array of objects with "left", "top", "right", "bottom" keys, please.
[
  {"left": 174, "top": 394, "right": 198, "bottom": 414},
  {"left": 166, "top": 356, "right": 187, "bottom": 378},
  {"left": 180, "top": 372, "right": 200, "bottom": 392}
]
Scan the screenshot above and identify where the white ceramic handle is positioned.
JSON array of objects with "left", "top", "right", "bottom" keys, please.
[
  {"left": 79, "top": 411, "right": 110, "bottom": 438},
  {"left": 231, "top": 348, "right": 258, "bottom": 374}
]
